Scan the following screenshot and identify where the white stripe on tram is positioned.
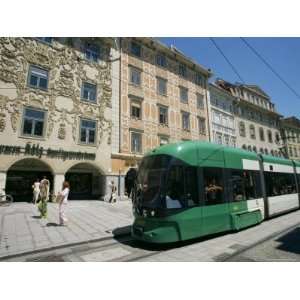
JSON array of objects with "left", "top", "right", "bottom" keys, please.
[
  {"left": 246, "top": 198, "right": 265, "bottom": 220},
  {"left": 268, "top": 193, "right": 299, "bottom": 216},
  {"left": 242, "top": 159, "right": 260, "bottom": 171},
  {"left": 263, "top": 162, "right": 294, "bottom": 173},
  {"left": 296, "top": 167, "right": 300, "bottom": 174}
]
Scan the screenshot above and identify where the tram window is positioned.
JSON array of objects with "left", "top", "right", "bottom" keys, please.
[
  {"left": 166, "top": 165, "right": 185, "bottom": 208},
  {"left": 229, "top": 170, "right": 261, "bottom": 202},
  {"left": 184, "top": 166, "right": 198, "bottom": 207},
  {"left": 264, "top": 172, "right": 297, "bottom": 197},
  {"left": 203, "top": 168, "right": 224, "bottom": 205}
]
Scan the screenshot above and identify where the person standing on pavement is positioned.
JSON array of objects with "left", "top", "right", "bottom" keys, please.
[
  {"left": 32, "top": 178, "right": 40, "bottom": 205},
  {"left": 109, "top": 181, "right": 117, "bottom": 203},
  {"left": 38, "top": 176, "right": 50, "bottom": 218},
  {"left": 57, "top": 181, "right": 70, "bottom": 226}
]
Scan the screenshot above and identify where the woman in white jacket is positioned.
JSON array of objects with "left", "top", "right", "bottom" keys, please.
[{"left": 57, "top": 181, "right": 70, "bottom": 226}]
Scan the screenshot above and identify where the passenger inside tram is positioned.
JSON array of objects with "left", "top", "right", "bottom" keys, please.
[{"left": 205, "top": 178, "right": 223, "bottom": 205}]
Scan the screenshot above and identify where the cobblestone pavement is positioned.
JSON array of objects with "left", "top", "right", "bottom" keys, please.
[
  {"left": 2, "top": 205, "right": 300, "bottom": 262},
  {"left": 0, "top": 200, "right": 133, "bottom": 259}
]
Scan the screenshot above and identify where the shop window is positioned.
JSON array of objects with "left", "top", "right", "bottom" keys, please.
[
  {"left": 81, "top": 82, "right": 97, "bottom": 103},
  {"left": 264, "top": 172, "right": 297, "bottom": 196},
  {"left": 203, "top": 167, "right": 224, "bottom": 205},
  {"left": 22, "top": 107, "right": 46, "bottom": 138},
  {"left": 80, "top": 119, "right": 96, "bottom": 144},
  {"left": 28, "top": 65, "right": 49, "bottom": 90}
]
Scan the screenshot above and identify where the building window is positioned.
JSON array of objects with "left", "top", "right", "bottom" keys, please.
[
  {"left": 224, "top": 135, "right": 230, "bottom": 146},
  {"left": 259, "top": 127, "right": 265, "bottom": 141},
  {"left": 179, "top": 64, "right": 187, "bottom": 77},
  {"left": 216, "top": 133, "right": 222, "bottom": 145},
  {"left": 195, "top": 73, "right": 204, "bottom": 86},
  {"left": 239, "top": 122, "right": 246, "bottom": 137},
  {"left": 131, "top": 131, "right": 142, "bottom": 153},
  {"left": 249, "top": 125, "right": 256, "bottom": 139},
  {"left": 182, "top": 112, "right": 190, "bottom": 131},
  {"left": 198, "top": 117, "right": 206, "bottom": 134},
  {"left": 80, "top": 119, "right": 96, "bottom": 144},
  {"left": 36, "top": 37, "right": 53, "bottom": 44},
  {"left": 253, "top": 146, "right": 257, "bottom": 152},
  {"left": 81, "top": 82, "right": 97, "bottom": 103},
  {"left": 179, "top": 86, "right": 188, "bottom": 104},
  {"left": 22, "top": 107, "right": 46, "bottom": 138},
  {"left": 156, "top": 53, "right": 166, "bottom": 67},
  {"left": 130, "top": 67, "right": 141, "bottom": 86},
  {"left": 85, "top": 42, "right": 100, "bottom": 62},
  {"left": 159, "top": 136, "right": 169, "bottom": 146},
  {"left": 196, "top": 93, "right": 204, "bottom": 109},
  {"left": 28, "top": 65, "right": 49, "bottom": 90},
  {"left": 130, "top": 100, "right": 142, "bottom": 119},
  {"left": 158, "top": 106, "right": 168, "bottom": 125},
  {"left": 275, "top": 132, "right": 280, "bottom": 143},
  {"left": 268, "top": 130, "right": 273, "bottom": 143},
  {"left": 157, "top": 77, "right": 167, "bottom": 96},
  {"left": 130, "top": 41, "right": 141, "bottom": 57}
]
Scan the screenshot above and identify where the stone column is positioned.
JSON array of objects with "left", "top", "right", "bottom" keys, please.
[
  {"left": 0, "top": 171, "right": 7, "bottom": 195},
  {"left": 53, "top": 173, "right": 65, "bottom": 198}
]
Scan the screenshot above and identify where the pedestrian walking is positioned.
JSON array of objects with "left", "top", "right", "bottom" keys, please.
[
  {"left": 109, "top": 181, "right": 117, "bottom": 203},
  {"left": 57, "top": 181, "right": 70, "bottom": 226},
  {"left": 32, "top": 178, "right": 40, "bottom": 205},
  {"left": 38, "top": 176, "right": 50, "bottom": 218}
]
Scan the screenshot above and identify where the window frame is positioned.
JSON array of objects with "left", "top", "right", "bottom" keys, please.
[
  {"left": 130, "top": 41, "right": 142, "bottom": 57},
  {"left": 249, "top": 124, "right": 256, "bottom": 139},
  {"left": 79, "top": 118, "right": 97, "bottom": 145},
  {"left": 198, "top": 117, "right": 206, "bottom": 135},
  {"left": 84, "top": 42, "right": 100, "bottom": 62},
  {"left": 27, "top": 65, "right": 49, "bottom": 91},
  {"left": 131, "top": 131, "right": 143, "bottom": 154},
  {"left": 129, "top": 66, "right": 142, "bottom": 86},
  {"left": 239, "top": 121, "right": 246, "bottom": 137},
  {"left": 178, "top": 63, "right": 187, "bottom": 78},
  {"left": 259, "top": 127, "right": 265, "bottom": 141},
  {"left": 196, "top": 93, "right": 205, "bottom": 109},
  {"left": 181, "top": 111, "right": 190, "bottom": 131},
  {"left": 130, "top": 99, "right": 142, "bottom": 120},
  {"left": 21, "top": 106, "right": 47, "bottom": 139},
  {"left": 81, "top": 82, "right": 97, "bottom": 103},
  {"left": 158, "top": 105, "right": 168, "bottom": 126},
  {"left": 179, "top": 86, "right": 188, "bottom": 104},
  {"left": 156, "top": 53, "right": 167, "bottom": 68},
  {"left": 157, "top": 77, "right": 167, "bottom": 96}
]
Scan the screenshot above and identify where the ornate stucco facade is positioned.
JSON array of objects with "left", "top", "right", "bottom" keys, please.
[
  {"left": 214, "top": 79, "right": 282, "bottom": 156},
  {"left": 0, "top": 37, "right": 117, "bottom": 200},
  {"left": 111, "top": 37, "right": 211, "bottom": 194},
  {"left": 280, "top": 116, "right": 300, "bottom": 160}
]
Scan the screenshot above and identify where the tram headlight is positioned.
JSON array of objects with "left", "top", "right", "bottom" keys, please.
[
  {"left": 143, "top": 209, "right": 147, "bottom": 217},
  {"left": 150, "top": 210, "right": 155, "bottom": 217}
]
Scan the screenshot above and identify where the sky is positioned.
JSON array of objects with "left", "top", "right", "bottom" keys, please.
[{"left": 159, "top": 38, "right": 300, "bottom": 119}]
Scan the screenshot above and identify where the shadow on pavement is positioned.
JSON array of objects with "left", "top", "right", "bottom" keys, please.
[
  {"left": 46, "top": 222, "right": 60, "bottom": 227},
  {"left": 275, "top": 226, "right": 300, "bottom": 255},
  {"left": 31, "top": 216, "right": 42, "bottom": 219}
]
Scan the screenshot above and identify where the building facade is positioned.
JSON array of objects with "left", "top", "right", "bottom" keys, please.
[
  {"left": 0, "top": 37, "right": 117, "bottom": 201},
  {"left": 208, "top": 83, "right": 236, "bottom": 147},
  {"left": 214, "top": 79, "right": 282, "bottom": 156},
  {"left": 111, "top": 38, "right": 212, "bottom": 195},
  {"left": 280, "top": 116, "right": 300, "bottom": 160}
]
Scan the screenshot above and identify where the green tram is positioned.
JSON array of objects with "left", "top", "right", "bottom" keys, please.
[{"left": 131, "top": 141, "right": 300, "bottom": 243}]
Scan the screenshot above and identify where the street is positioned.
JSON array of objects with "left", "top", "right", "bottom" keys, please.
[{"left": 1, "top": 200, "right": 300, "bottom": 261}]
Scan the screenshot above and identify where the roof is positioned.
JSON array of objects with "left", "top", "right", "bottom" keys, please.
[
  {"left": 260, "top": 154, "right": 294, "bottom": 166},
  {"left": 241, "top": 84, "right": 270, "bottom": 100}
]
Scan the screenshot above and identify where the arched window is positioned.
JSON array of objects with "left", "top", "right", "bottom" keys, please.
[
  {"left": 270, "top": 150, "right": 274, "bottom": 156},
  {"left": 253, "top": 146, "right": 257, "bottom": 153},
  {"left": 259, "top": 148, "right": 264, "bottom": 153},
  {"left": 242, "top": 144, "right": 247, "bottom": 150},
  {"left": 268, "top": 130, "right": 273, "bottom": 143},
  {"left": 239, "top": 122, "right": 246, "bottom": 137},
  {"left": 259, "top": 127, "right": 265, "bottom": 141},
  {"left": 265, "top": 148, "right": 269, "bottom": 155},
  {"left": 247, "top": 145, "right": 252, "bottom": 151},
  {"left": 249, "top": 124, "right": 256, "bottom": 139},
  {"left": 274, "top": 150, "right": 278, "bottom": 157},
  {"left": 275, "top": 132, "right": 280, "bottom": 144}
]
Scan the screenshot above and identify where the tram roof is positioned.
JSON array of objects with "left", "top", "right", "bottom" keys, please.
[{"left": 148, "top": 141, "right": 259, "bottom": 169}]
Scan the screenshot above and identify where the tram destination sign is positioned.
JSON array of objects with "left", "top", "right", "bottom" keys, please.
[{"left": 0, "top": 143, "right": 96, "bottom": 161}]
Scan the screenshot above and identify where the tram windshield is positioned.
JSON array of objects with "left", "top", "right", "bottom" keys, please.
[{"left": 135, "top": 155, "right": 171, "bottom": 208}]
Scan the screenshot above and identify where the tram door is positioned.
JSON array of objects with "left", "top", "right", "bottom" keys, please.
[{"left": 201, "top": 167, "right": 231, "bottom": 235}]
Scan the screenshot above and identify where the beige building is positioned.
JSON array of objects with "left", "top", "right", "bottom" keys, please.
[
  {"left": 111, "top": 38, "right": 212, "bottom": 194},
  {"left": 0, "top": 37, "right": 117, "bottom": 201},
  {"left": 214, "top": 79, "right": 282, "bottom": 156},
  {"left": 280, "top": 117, "right": 300, "bottom": 160}
]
